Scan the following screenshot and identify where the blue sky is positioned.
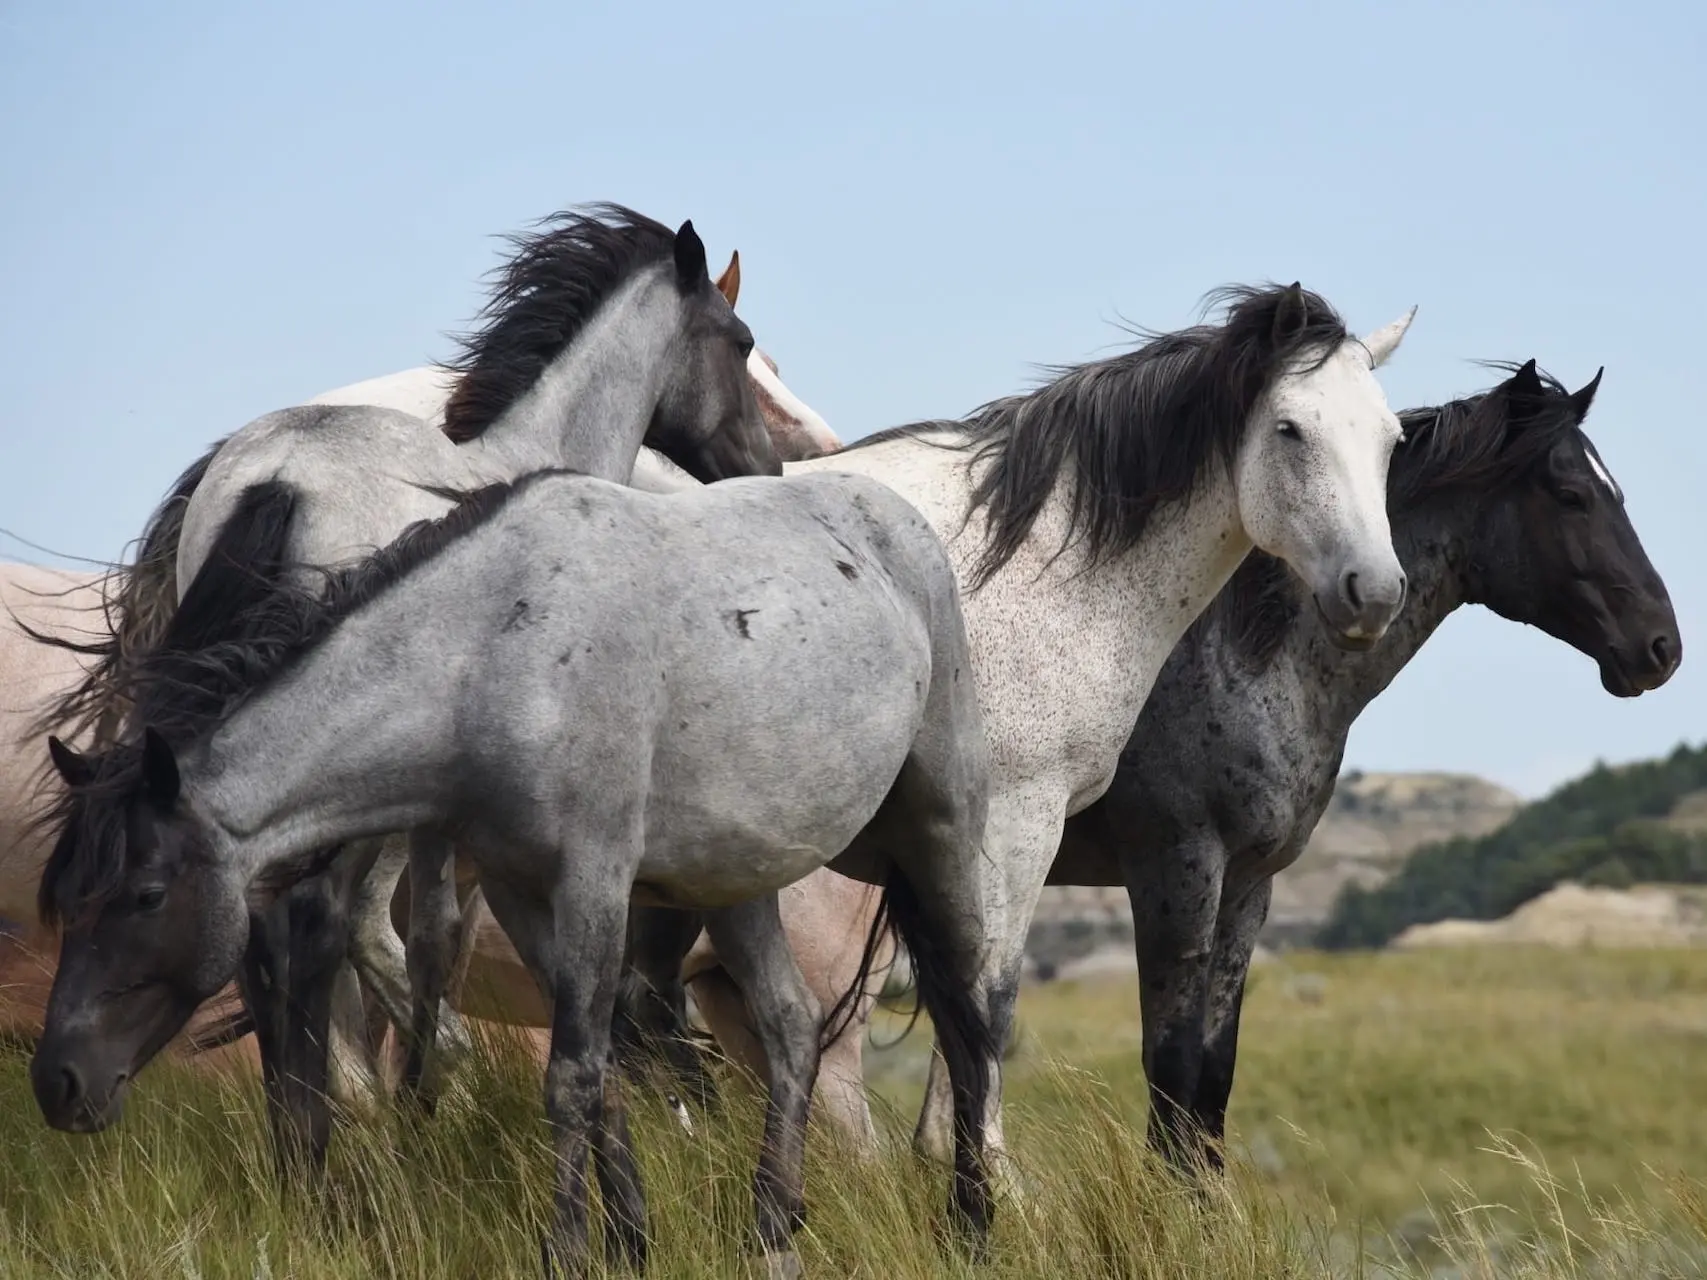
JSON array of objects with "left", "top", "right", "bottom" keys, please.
[{"left": 1, "top": 1, "right": 1701, "bottom": 797}]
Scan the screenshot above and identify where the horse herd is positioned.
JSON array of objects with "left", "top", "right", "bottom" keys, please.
[{"left": 0, "top": 202, "right": 1681, "bottom": 1277}]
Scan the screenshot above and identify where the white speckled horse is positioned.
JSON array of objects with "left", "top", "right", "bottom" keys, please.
[{"left": 782, "top": 282, "right": 1415, "bottom": 1178}]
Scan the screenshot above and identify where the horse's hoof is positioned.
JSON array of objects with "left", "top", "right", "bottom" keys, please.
[
  {"left": 664, "top": 1093, "right": 695, "bottom": 1137},
  {"left": 747, "top": 1250, "right": 802, "bottom": 1280},
  {"left": 540, "top": 1235, "right": 590, "bottom": 1280}
]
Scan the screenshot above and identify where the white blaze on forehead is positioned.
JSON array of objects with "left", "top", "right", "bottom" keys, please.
[
  {"left": 1582, "top": 436, "right": 1623, "bottom": 503},
  {"left": 746, "top": 349, "right": 840, "bottom": 452}
]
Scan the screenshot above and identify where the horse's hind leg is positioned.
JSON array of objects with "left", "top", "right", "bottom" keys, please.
[
  {"left": 593, "top": 1044, "right": 647, "bottom": 1271},
  {"left": 702, "top": 895, "right": 821, "bottom": 1279},
  {"left": 868, "top": 689, "right": 999, "bottom": 1245},
  {"left": 615, "top": 904, "right": 717, "bottom": 1112}
]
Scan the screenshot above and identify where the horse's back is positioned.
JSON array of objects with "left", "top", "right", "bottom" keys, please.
[
  {"left": 308, "top": 365, "right": 454, "bottom": 427},
  {"left": 178, "top": 403, "right": 481, "bottom": 597},
  {"left": 446, "top": 472, "right": 969, "bottom": 903}
]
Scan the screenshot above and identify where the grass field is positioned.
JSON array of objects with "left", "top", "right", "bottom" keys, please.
[{"left": 3, "top": 946, "right": 1706, "bottom": 1277}]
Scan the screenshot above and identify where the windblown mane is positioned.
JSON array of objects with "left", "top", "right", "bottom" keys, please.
[
  {"left": 1390, "top": 361, "right": 1582, "bottom": 505},
  {"left": 24, "top": 437, "right": 230, "bottom": 746},
  {"left": 842, "top": 284, "right": 1352, "bottom": 588},
  {"left": 35, "top": 472, "right": 560, "bottom": 926},
  {"left": 1203, "top": 361, "right": 1587, "bottom": 667},
  {"left": 438, "top": 203, "right": 678, "bottom": 443}
]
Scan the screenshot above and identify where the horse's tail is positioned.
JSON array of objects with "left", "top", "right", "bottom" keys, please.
[
  {"left": 819, "top": 886, "right": 898, "bottom": 1053},
  {"left": 24, "top": 437, "right": 228, "bottom": 745},
  {"left": 822, "top": 871, "right": 997, "bottom": 1138},
  {"left": 870, "top": 868, "right": 997, "bottom": 1232}
]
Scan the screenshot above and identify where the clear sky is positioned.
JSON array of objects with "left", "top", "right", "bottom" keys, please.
[{"left": 1, "top": 1, "right": 1701, "bottom": 798}]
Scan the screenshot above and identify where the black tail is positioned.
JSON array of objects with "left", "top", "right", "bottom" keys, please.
[
  {"left": 159, "top": 480, "right": 300, "bottom": 654},
  {"left": 822, "top": 871, "right": 996, "bottom": 1112},
  {"left": 882, "top": 869, "right": 998, "bottom": 1236},
  {"left": 24, "top": 437, "right": 228, "bottom": 746},
  {"left": 819, "top": 889, "right": 897, "bottom": 1053}
]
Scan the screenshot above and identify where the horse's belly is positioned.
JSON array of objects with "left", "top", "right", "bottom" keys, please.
[
  {"left": 632, "top": 840, "right": 849, "bottom": 909},
  {"left": 634, "top": 769, "right": 901, "bottom": 908}
]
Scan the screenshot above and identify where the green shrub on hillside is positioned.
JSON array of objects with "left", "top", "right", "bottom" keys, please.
[{"left": 1319, "top": 742, "right": 1707, "bottom": 950}]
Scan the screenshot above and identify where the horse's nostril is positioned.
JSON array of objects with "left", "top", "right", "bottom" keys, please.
[
  {"left": 1652, "top": 634, "right": 1675, "bottom": 671},
  {"left": 1341, "top": 571, "right": 1362, "bottom": 612},
  {"left": 56, "top": 1065, "right": 83, "bottom": 1110}
]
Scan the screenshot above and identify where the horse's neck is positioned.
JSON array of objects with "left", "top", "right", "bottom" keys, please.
[
  {"left": 1287, "top": 498, "right": 1470, "bottom": 719},
  {"left": 968, "top": 461, "right": 1254, "bottom": 799},
  {"left": 462, "top": 269, "right": 679, "bottom": 484},
  {"left": 187, "top": 617, "right": 456, "bottom": 881},
  {"left": 1051, "top": 469, "right": 1254, "bottom": 704}
]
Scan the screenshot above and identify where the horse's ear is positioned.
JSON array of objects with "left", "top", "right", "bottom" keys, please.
[
  {"left": 1361, "top": 306, "right": 1418, "bottom": 369},
  {"left": 674, "top": 220, "right": 708, "bottom": 289},
  {"left": 1272, "top": 282, "right": 1308, "bottom": 345},
  {"left": 141, "top": 727, "right": 180, "bottom": 807},
  {"left": 47, "top": 736, "right": 94, "bottom": 788},
  {"left": 1570, "top": 366, "right": 1605, "bottom": 419},
  {"left": 1503, "top": 358, "right": 1546, "bottom": 416},
  {"left": 714, "top": 250, "right": 741, "bottom": 307}
]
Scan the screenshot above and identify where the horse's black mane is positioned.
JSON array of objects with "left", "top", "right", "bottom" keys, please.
[
  {"left": 438, "top": 203, "right": 678, "bottom": 444},
  {"left": 36, "top": 471, "right": 564, "bottom": 926},
  {"left": 1206, "top": 361, "right": 1589, "bottom": 667},
  {"left": 842, "top": 283, "right": 1352, "bottom": 588}
]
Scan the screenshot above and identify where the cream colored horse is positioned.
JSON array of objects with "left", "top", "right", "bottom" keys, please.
[{"left": 0, "top": 564, "right": 103, "bottom": 937}]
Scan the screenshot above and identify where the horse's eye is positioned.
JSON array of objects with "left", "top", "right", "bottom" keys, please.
[
  {"left": 1276, "top": 419, "right": 1301, "bottom": 440},
  {"left": 1558, "top": 489, "right": 1589, "bottom": 512},
  {"left": 136, "top": 886, "right": 167, "bottom": 914}
]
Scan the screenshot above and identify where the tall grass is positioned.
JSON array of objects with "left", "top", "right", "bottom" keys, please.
[{"left": 2, "top": 948, "right": 1705, "bottom": 1277}]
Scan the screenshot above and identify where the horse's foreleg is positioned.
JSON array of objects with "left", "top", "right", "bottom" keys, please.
[
  {"left": 1189, "top": 874, "right": 1272, "bottom": 1166},
  {"left": 1123, "top": 828, "right": 1225, "bottom": 1173},
  {"left": 703, "top": 895, "right": 820, "bottom": 1279},
  {"left": 238, "top": 859, "right": 361, "bottom": 1186},
  {"left": 911, "top": 785, "right": 1061, "bottom": 1200},
  {"left": 400, "top": 828, "right": 460, "bottom": 1112}
]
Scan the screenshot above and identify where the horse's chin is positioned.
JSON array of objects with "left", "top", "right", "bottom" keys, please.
[
  {"left": 43, "top": 1075, "right": 130, "bottom": 1135},
  {"left": 1313, "top": 599, "right": 1383, "bottom": 653},
  {"left": 1599, "top": 661, "right": 1648, "bottom": 699}
]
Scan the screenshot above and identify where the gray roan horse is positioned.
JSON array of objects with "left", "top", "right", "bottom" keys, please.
[
  {"left": 375, "top": 281, "right": 1421, "bottom": 1189},
  {"left": 633, "top": 358, "right": 1682, "bottom": 1172},
  {"left": 28, "top": 203, "right": 784, "bottom": 1181},
  {"left": 30, "top": 463, "right": 998, "bottom": 1278}
]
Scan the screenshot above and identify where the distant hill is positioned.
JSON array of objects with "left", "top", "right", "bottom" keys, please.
[
  {"left": 1264, "top": 771, "right": 1522, "bottom": 944},
  {"left": 1392, "top": 882, "right": 1707, "bottom": 950},
  {"left": 1318, "top": 743, "right": 1707, "bottom": 951}
]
